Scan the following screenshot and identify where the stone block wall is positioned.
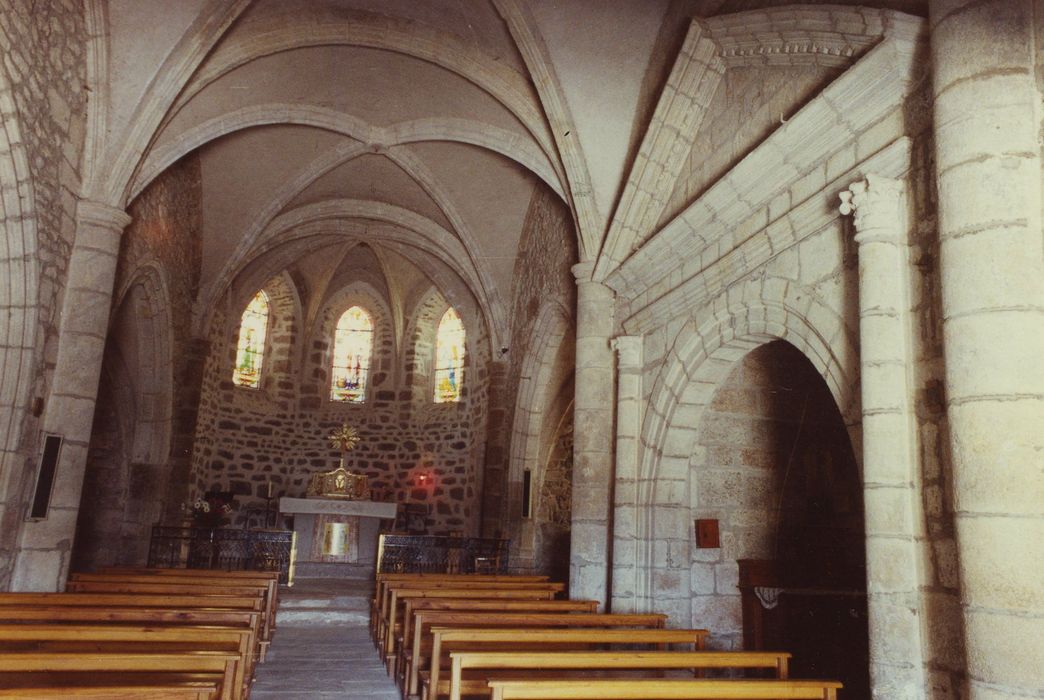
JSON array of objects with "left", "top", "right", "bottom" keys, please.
[
  {"left": 0, "top": 0, "right": 86, "bottom": 589},
  {"left": 691, "top": 341, "right": 866, "bottom": 659},
  {"left": 661, "top": 64, "right": 845, "bottom": 228},
  {"left": 496, "top": 186, "right": 577, "bottom": 568},
  {"left": 191, "top": 275, "right": 491, "bottom": 535}
]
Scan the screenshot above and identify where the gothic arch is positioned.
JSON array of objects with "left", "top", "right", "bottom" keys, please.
[
  {"left": 0, "top": 58, "right": 39, "bottom": 521},
  {"left": 505, "top": 300, "right": 573, "bottom": 562},
  {"left": 628, "top": 278, "right": 859, "bottom": 618},
  {"left": 213, "top": 200, "right": 505, "bottom": 351},
  {"left": 164, "top": 12, "right": 557, "bottom": 166},
  {"left": 114, "top": 263, "right": 174, "bottom": 466},
  {"left": 131, "top": 108, "right": 563, "bottom": 201}
]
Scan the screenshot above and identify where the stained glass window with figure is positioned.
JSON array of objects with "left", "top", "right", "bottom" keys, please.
[
  {"left": 331, "top": 306, "right": 373, "bottom": 403},
  {"left": 233, "top": 290, "right": 270, "bottom": 389},
  {"left": 434, "top": 307, "right": 465, "bottom": 403}
]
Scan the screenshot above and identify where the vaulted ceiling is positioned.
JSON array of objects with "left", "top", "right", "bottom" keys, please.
[{"left": 86, "top": 0, "right": 927, "bottom": 349}]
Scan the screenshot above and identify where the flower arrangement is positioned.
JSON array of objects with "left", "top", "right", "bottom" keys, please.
[{"left": 186, "top": 490, "right": 236, "bottom": 527}]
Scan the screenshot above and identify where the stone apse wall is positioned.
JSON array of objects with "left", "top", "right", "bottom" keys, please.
[
  {"left": 601, "top": 10, "right": 964, "bottom": 699},
  {"left": 191, "top": 270, "right": 491, "bottom": 535}
]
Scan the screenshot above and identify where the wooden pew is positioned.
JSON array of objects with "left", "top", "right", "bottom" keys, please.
[
  {"left": 380, "top": 585, "right": 563, "bottom": 662},
  {"left": 378, "top": 580, "right": 563, "bottom": 645},
  {"left": 370, "top": 574, "right": 549, "bottom": 643},
  {"left": 0, "top": 651, "right": 244, "bottom": 700},
  {"left": 395, "top": 599, "right": 600, "bottom": 685},
  {"left": 64, "top": 579, "right": 273, "bottom": 640},
  {"left": 0, "top": 685, "right": 218, "bottom": 698},
  {"left": 69, "top": 571, "right": 277, "bottom": 642},
  {"left": 422, "top": 628, "right": 707, "bottom": 700},
  {"left": 0, "top": 624, "right": 255, "bottom": 699},
  {"left": 442, "top": 650, "right": 793, "bottom": 700},
  {"left": 0, "top": 606, "right": 266, "bottom": 662},
  {"left": 403, "top": 611, "right": 668, "bottom": 698},
  {"left": 486, "top": 678, "right": 843, "bottom": 699}
]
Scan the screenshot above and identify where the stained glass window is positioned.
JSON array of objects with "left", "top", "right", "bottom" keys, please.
[
  {"left": 434, "top": 307, "right": 465, "bottom": 403},
  {"left": 233, "top": 290, "right": 269, "bottom": 389},
  {"left": 330, "top": 306, "right": 373, "bottom": 403}
]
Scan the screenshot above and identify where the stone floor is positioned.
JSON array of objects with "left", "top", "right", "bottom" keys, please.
[{"left": 251, "top": 580, "right": 400, "bottom": 699}]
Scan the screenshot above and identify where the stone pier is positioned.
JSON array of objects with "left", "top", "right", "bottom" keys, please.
[
  {"left": 930, "top": 1, "right": 1044, "bottom": 697},
  {"left": 569, "top": 261, "right": 615, "bottom": 607},
  {"left": 840, "top": 175, "right": 928, "bottom": 699},
  {"left": 11, "top": 201, "right": 130, "bottom": 591}
]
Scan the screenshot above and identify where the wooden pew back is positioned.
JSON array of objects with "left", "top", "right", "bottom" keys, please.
[
  {"left": 487, "top": 678, "right": 842, "bottom": 699},
  {"left": 406, "top": 612, "right": 667, "bottom": 697},
  {"left": 0, "top": 651, "right": 243, "bottom": 700},
  {"left": 443, "top": 651, "right": 792, "bottom": 700},
  {"left": 425, "top": 628, "right": 707, "bottom": 700}
]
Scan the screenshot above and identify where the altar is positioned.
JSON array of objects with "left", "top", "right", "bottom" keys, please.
[{"left": 279, "top": 497, "right": 397, "bottom": 571}]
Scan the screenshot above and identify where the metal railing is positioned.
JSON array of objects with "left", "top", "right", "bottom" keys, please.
[
  {"left": 147, "top": 525, "right": 297, "bottom": 584},
  {"left": 376, "top": 533, "right": 509, "bottom": 574}
]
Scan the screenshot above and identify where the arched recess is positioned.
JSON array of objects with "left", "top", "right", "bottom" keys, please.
[
  {"left": 0, "top": 57, "right": 40, "bottom": 565},
  {"left": 504, "top": 300, "right": 573, "bottom": 569},
  {"left": 404, "top": 287, "right": 457, "bottom": 407},
  {"left": 626, "top": 284, "right": 859, "bottom": 625},
  {"left": 309, "top": 280, "right": 395, "bottom": 408},
  {"left": 73, "top": 265, "right": 175, "bottom": 571},
  {"left": 112, "top": 263, "right": 174, "bottom": 465}
]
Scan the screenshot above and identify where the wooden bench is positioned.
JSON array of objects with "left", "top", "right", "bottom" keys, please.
[
  {"left": 0, "top": 606, "right": 266, "bottom": 661},
  {"left": 441, "top": 650, "right": 792, "bottom": 700},
  {"left": 395, "top": 599, "right": 600, "bottom": 686},
  {"left": 0, "top": 624, "right": 256, "bottom": 698},
  {"left": 380, "top": 585, "right": 563, "bottom": 662},
  {"left": 371, "top": 574, "right": 549, "bottom": 643},
  {"left": 486, "top": 678, "right": 843, "bottom": 699},
  {"left": 0, "top": 592, "right": 269, "bottom": 665},
  {"left": 64, "top": 578, "right": 274, "bottom": 640},
  {"left": 77, "top": 569, "right": 279, "bottom": 637},
  {"left": 0, "top": 685, "right": 219, "bottom": 698},
  {"left": 0, "top": 651, "right": 244, "bottom": 700},
  {"left": 403, "top": 611, "right": 667, "bottom": 697},
  {"left": 378, "top": 580, "right": 564, "bottom": 646},
  {"left": 423, "top": 628, "right": 708, "bottom": 700}
]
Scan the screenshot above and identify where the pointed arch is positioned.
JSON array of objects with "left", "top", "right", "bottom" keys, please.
[
  {"left": 232, "top": 290, "right": 270, "bottom": 389},
  {"left": 330, "top": 305, "right": 374, "bottom": 403},
  {"left": 434, "top": 307, "right": 466, "bottom": 403}
]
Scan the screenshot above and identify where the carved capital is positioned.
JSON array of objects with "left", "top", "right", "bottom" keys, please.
[
  {"left": 838, "top": 174, "right": 902, "bottom": 243},
  {"left": 611, "top": 335, "right": 643, "bottom": 370},
  {"left": 76, "top": 199, "right": 132, "bottom": 233}
]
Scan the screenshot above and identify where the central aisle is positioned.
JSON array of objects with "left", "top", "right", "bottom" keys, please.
[{"left": 251, "top": 580, "right": 400, "bottom": 699}]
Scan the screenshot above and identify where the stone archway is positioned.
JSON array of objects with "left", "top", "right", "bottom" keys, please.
[
  {"left": 505, "top": 300, "right": 573, "bottom": 569},
  {"left": 627, "top": 287, "right": 859, "bottom": 621},
  {"left": 691, "top": 340, "right": 869, "bottom": 696},
  {"left": 72, "top": 265, "right": 175, "bottom": 571},
  {"left": 0, "top": 59, "right": 40, "bottom": 585}
]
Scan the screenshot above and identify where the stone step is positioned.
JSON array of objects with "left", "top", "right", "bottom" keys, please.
[
  {"left": 277, "top": 606, "right": 370, "bottom": 627},
  {"left": 279, "top": 595, "right": 369, "bottom": 610}
]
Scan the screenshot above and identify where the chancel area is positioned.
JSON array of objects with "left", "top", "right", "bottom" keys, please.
[{"left": 0, "top": 0, "right": 1042, "bottom": 698}]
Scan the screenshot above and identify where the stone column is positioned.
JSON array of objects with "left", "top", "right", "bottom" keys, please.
[
  {"left": 569, "top": 261, "right": 615, "bottom": 607},
  {"left": 930, "top": 2, "right": 1044, "bottom": 696},
  {"left": 839, "top": 175, "right": 928, "bottom": 699},
  {"left": 11, "top": 200, "right": 130, "bottom": 591},
  {"left": 609, "top": 335, "right": 642, "bottom": 613}
]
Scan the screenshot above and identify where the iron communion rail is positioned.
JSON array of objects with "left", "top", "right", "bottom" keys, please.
[
  {"left": 375, "top": 533, "right": 509, "bottom": 574},
  {"left": 147, "top": 525, "right": 297, "bottom": 584}
]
